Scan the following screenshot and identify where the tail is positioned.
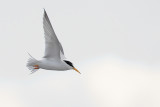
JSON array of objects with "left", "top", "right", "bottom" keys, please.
[{"left": 26, "top": 53, "right": 39, "bottom": 74}]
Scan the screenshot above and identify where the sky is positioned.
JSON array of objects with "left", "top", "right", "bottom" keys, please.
[{"left": 0, "top": 0, "right": 160, "bottom": 107}]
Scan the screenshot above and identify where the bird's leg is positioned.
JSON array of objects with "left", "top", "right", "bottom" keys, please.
[{"left": 34, "top": 65, "right": 39, "bottom": 69}]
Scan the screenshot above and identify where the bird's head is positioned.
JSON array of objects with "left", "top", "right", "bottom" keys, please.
[{"left": 64, "top": 60, "right": 80, "bottom": 74}]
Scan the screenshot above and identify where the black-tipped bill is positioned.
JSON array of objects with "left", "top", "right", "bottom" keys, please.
[{"left": 73, "top": 67, "right": 81, "bottom": 74}]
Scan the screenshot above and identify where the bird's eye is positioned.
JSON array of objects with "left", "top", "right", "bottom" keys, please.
[{"left": 64, "top": 60, "right": 74, "bottom": 67}]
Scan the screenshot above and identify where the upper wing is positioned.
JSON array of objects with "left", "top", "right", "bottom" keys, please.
[{"left": 43, "top": 9, "right": 65, "bottom": 59}]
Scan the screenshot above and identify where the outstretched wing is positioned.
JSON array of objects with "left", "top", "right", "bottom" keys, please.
[{"left": 43, "top": 9, "right": 65, "bottom": 59}]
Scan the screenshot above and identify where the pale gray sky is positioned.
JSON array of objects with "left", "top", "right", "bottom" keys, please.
[{"left": 0, "top": 0, "right": 160, "bottom": 107}]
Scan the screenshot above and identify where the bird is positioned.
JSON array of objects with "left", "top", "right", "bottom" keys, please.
[{"left": 27, "top": 9, "right": 80, "bottom": 74}]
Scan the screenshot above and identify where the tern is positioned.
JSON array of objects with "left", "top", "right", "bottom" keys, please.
[{"left": 27, "top": 9, "right": 80, "bottom": 74}]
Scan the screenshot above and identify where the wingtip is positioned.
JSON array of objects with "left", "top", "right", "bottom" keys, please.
[
  {"left": 43, "top": 8, "right": 47, "bottom": 15},
  {"left": 43, "top": 8, "right": 45, "bottom": 11}
]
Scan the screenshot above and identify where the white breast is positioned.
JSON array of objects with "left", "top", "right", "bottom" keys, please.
[{"left": 38, "top": 58, "right": 71, "bottom": 71}]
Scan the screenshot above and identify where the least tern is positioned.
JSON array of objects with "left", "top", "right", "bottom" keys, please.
[{"left": 27, "top": 9, "right": 80, "bottom": 74}]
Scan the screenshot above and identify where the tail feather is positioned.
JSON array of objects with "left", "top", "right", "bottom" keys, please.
[{"left": 26, "top": 53, "right": 39, "bottom": 74}]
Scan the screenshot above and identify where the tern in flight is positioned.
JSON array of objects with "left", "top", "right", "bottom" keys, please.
[{"left": 27, "top": 9, "right": 80, "bottom": 74}]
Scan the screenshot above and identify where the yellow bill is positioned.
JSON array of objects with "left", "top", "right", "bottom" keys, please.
[{"left": 73, "top": 67, "right": 81, "bottom": 74}]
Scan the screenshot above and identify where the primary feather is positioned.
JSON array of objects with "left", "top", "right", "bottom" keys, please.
[{"left": 43, "top": 9, "right": 65, "bottom": 59}]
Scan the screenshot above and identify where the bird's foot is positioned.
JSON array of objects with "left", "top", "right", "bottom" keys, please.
[{"left": 34, "top": 65, "right": 39, "bottom": 69}]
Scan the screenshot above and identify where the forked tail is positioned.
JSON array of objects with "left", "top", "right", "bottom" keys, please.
[{"left": 26, "top": 53, "right": 39, "bottom": 74}]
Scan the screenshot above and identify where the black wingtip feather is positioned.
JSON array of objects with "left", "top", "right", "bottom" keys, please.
[{"left": 43, "top": 8, "right": 47, "bottom": 15}]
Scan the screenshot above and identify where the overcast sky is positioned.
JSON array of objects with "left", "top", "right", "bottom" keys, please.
[{"left": 0, "top": 0, "right": 160, "bottom": 107}]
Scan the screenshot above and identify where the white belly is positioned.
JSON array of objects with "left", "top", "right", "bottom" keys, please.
[{"left": 38, "top": 59, "right": 70, "bottom": 71}]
